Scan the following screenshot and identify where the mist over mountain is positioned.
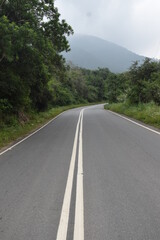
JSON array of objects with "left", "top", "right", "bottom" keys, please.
[{"left": 63, "top": 34, "right": 145, "bottom": 73}]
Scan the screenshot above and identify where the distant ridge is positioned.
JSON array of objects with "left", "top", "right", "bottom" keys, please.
[{"left": 63, "top": 34, "right": 145, "bottom": 73}]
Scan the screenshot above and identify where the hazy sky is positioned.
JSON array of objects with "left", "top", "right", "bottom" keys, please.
[{"left": 55, "top": 0, "right": 160, "bottom": 59}]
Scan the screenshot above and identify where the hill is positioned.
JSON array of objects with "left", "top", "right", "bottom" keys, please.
[{"left": 63, "top": 34, "right": 145, "bottom": 73}]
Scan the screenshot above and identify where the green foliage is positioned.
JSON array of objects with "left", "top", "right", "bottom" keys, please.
[
  {"left": 0, "top": 99, "right": 12, "bottom": 113},
  {"left": 0, "top": 0, "right": 73, "bottom": 114},
  {"left": 127, "top": 58, "right": 160, "bottom": 104},
  {"left": 105, "top": 73, "right": 119, "bottom": 103},
  {"left": 149, "top": 72, "right": 160, "bottom": 104},
  {"left": 2, "top": 0, "right": 160, "bottom": 133},
  {"left": 48, "top": 78, "right": 74, "bottom": 106},
  {"left": 105, "top": 102, "right": 160, "bottom": 129},
  {"left": 0, "top": 103, "right": 98, "bottom": 148},
  {"left": 65, "top": 67, "right": 111, "bottom": 103},
  {"left": 87, "top": 68, "right": 110, "bottom": 101},
  {"left": 67, "top": 68, "right": 89, "bottom": 102},
  {"left": 104, "top": 58, "right": 160, "bottom": 129},
  {"left": 94, "top": 58, "right": 159, "bottom": 106}
]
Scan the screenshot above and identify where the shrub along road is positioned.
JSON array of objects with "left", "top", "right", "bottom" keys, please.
[{"left": 0, "top": 104, "right": 160, "bottom": 240}]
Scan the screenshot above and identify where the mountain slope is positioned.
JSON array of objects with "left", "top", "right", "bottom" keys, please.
[{"left": 63, "top": 35, "right": 145, "bottom": 73}]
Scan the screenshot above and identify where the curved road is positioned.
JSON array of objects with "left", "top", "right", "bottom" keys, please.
[{"left": 0, "top": 104, "right": 160, "bottom": 239}]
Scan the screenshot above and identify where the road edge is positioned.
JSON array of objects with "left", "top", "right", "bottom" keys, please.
[
  {"left": 0, "top": 109, "right": 70, "bottom": 156},
  {"left": 107, "top": 110, "right": 160, "bottom": 136}
]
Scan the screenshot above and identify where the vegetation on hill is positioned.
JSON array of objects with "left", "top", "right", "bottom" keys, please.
[
  {"left": 105, "top": 102, "right": 160, "bottom": 129},
  {"left": 105, "top": 58, "right": 160, "bottom": 129},
  {"left": 0, "top": 0, "right": 73, "bottom": 115},
  {"left": 0, "top": 1, "right": 111, "bottom": 127},
  {"left": 0, "top": 0, "right": 115, "bottom": 147},
  {"left": 1, "top": 1, "right": 160, "bottom": 147},
  {"left": 63, "top": 34, "right": 144, "bottom": 73}
]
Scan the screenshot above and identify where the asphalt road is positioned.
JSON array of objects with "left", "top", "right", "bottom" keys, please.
[{"left": 0, "top": 104, "right": 160, "bottom": 240}]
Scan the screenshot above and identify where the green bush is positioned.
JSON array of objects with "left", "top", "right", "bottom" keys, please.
[{"left": 105, "top": 102, "right": 160, "bottom": 129}]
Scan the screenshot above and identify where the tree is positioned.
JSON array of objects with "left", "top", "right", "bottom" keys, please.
[
  {"left": 127, "top": 59, "right": 153, "bottom": 104},
  {"left": 105, "top": 73, "right": 120, "bottom": 103},
  {"left": 0, "top": 0, "right": 73, "bottom": 113},
  {"left": 150, "top": 72, "right": 160, "bottom": 105}
]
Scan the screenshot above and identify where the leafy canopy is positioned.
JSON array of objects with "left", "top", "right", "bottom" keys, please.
[{"left": 0, "top": 0, "right": 73, "bottom": 113}]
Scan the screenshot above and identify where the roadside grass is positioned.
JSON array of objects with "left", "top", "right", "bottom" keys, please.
[
  {"left": 104, "top": 102, "right": 160, "bottom": 129},
  {"left": 0, "top": 103, "right": 100, "bottom": 150}
]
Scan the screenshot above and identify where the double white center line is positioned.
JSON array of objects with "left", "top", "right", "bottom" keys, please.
[{"left": 56, "top": 109, "right": 84, "bottom": 240}]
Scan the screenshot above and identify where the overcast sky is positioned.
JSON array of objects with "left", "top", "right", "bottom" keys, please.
[{"left": 55, "top": 0, "right": 160, "bottom": 59}]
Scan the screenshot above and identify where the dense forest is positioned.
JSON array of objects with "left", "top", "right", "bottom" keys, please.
[
  {"left": 66, "top": 58, "right": 160, "bottom": 107},
  {"left": 0, "top": 0, "right": 73, "bottom": 120},
  {"left": 1, "top": 1, "right": 160, "bottom": 127}
]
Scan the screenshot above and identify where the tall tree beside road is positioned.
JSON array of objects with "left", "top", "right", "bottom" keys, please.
[
  {"left": 127, "top": 58, "right": 160, "bottom": 104},
  {"left": 0, "top": 0, "right": 73, "bottom": 113}
]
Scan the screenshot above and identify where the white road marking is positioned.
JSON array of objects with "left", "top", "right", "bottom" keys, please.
[
  {"left": 56, "top": 110, "right": 83, "bottom": 240},
  {"left": 0, "top": 111, "right": 66, "bottom": 156},
  {"left": 73, "top": 109, "right": 84, "bottom": 240},
  {"left": 108, "top": 110, "right": 160, "bottom": 135},
  {"left": 0, "top": 104, "right": 101, "bottom": 156}
]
